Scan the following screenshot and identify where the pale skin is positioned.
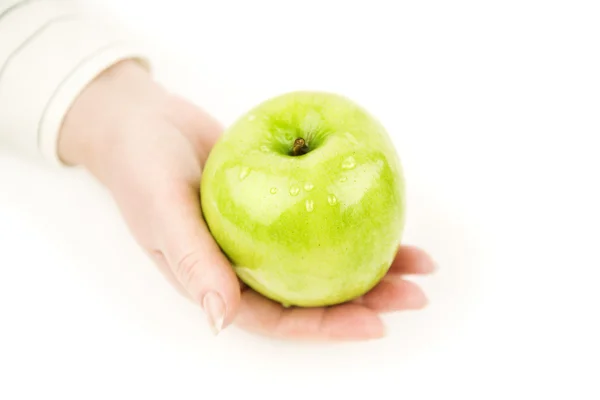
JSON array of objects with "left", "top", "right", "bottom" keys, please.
[{"left": 58, "top": 60, "right": 436, "bottom": 341}]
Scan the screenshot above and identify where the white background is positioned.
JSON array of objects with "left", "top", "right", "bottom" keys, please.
[{"left": 1, "top": 0, "right": 599, "bottom": 398}]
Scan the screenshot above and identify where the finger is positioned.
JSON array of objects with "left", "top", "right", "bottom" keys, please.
[
  {"left": 165, "top": 95, "right": 225, "bottom": 159},
  {"left": 360, "top": 275, "right": 428, "bottom": 312},
  {"left": 147, "top": 249, "right": 192, "bottom": 302},
  {"left": 389, "top": 245, "right": 437, "bottom": 275},
  {"left": 156, "top": 182, "right": 241, "bottom": 334},
  {"left": 235, "top": 290, "right": 385, "bottom": 341}
]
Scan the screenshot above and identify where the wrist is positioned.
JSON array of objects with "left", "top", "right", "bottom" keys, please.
[{"left": 57, "top": 59, "right": 166, "bottom": 172}]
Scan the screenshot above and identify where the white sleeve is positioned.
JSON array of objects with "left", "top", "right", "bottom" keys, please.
[{"left": 0, "top": 0, "right": 154, "bottom": 166}]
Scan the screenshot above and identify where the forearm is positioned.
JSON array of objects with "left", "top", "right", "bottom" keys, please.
[{"left": 0, "top": 0, "right": 153, "bottom": 166}]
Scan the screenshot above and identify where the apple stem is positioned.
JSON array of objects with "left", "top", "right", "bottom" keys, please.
[{"left": 292, "top": 138, "right": 309, "bottom": 156}]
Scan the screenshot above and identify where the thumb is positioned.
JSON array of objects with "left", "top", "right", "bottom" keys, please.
[{"left": 156, "top": 183, "right": 241, "bottom": 334}]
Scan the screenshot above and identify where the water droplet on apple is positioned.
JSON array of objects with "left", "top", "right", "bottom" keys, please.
[
  {"left": 305, "top": 199, "right": 314, "bottom": 212},
  {"left": 239, "top": 166, "right": 251, "bottom": 180},
  {"left": 340, "top": 175, "right": 348, "bottom": 182},
  {"left": 304, "top": 182, "right": 314, "bottom": 191},
  {"left": 260, "top": 145, "right": 270, "bottom": 152},
  {"left": 327, "top": 194, "right": 337, "bottom": 205},
  {"left": 289, "top": 185, "right": 300, "bottom": 196},
  {"left": 342, "top": 156, "right": 356, "bottom": 170},
  {"left": 270, "top": 187, "right": 278, "bottom": 194},
  {"left": 248, "top": 114, "right": 256, "bottom": 121}
]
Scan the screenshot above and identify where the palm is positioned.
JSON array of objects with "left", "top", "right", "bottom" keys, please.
[
  {"left": 112, "top": 94, "right": 434, "bottom": 341},
  {"left": 236, "top": 246, "right": 433, "bottom": 340}
]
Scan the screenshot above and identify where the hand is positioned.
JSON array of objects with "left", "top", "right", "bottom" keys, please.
[{"left": 58, "top": 60, "right": 436, "bottom": 340}]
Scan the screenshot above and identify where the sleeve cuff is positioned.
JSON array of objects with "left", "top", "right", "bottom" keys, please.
[
  {"left": 0, "top": 5, "right": 154, "bottom": 166},
  {"left": 39, "top": 42, "right": 152, "bottom": 167}
]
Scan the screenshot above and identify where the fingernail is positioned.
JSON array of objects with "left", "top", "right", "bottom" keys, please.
[{"left": 202, "top": 291, "right": 226, "bottom": 335}]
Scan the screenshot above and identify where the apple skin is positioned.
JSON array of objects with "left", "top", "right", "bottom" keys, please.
[{"left": 200, "top": 91, "right": 405, "bottom": 307}]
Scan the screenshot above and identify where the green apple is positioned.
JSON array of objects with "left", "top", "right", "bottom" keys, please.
[{"left": 200, "top": 91, "right": 405, "bottom": 307}]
